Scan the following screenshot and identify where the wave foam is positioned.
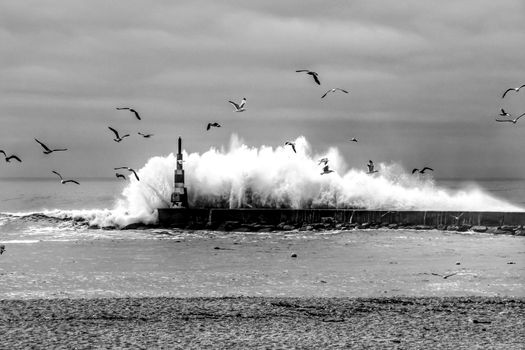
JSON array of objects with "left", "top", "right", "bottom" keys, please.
[{"left": 12, "top": 135, "right": 522, "bottom": 227}]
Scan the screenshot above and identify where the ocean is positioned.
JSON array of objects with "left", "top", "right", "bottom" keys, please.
[
  {"left": 1, "top": 176, "right": 524, "bottom": 243},
  {"left": 1, "top": 175, "right": 524, "bottom": 300}
]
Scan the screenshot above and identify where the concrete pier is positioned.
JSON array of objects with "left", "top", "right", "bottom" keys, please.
[{"left": 157, "top": 208, "right": 525, "bottom": 232}]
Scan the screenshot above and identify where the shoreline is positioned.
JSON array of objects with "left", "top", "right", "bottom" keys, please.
[{"left": 1, "top": 296, "right": 523, "bottom": 348}]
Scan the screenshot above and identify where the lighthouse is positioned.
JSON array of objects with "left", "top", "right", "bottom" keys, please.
[{"left": 171, "top": 137, "right": 189, "bottom": 208}]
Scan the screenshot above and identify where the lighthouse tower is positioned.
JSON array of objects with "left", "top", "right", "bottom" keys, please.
[{"left": 171, "top": 137, "right": 189, "bottom": 208}]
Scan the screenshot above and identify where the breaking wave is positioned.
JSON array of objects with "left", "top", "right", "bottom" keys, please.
[{"left": 6, "top": 135, "right": 523, "bottom": 228}]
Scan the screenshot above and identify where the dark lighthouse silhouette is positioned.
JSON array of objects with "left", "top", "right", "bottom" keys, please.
[{"left": 171, "top": 137, "right": 188, "bottom": 208}]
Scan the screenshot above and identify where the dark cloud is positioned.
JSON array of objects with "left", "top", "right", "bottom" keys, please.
[{"left": 0, "top": 1, "right": 524, "bottom": 179}]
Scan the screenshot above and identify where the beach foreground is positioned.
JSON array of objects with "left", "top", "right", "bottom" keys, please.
[{"left": 1, "top": 296, "right": 523, "bottom": 349}]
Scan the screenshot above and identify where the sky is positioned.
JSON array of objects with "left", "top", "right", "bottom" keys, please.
[{"left": 1, "top": 0, "right": 525, "bottom": 179}]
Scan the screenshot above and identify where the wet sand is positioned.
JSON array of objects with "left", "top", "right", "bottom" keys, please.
[
  {"left": 1, "top": 229, "right": 523, "bottom": 299},
  {"left": 0, "top": 229, "right": 524, "bottom": 348}
]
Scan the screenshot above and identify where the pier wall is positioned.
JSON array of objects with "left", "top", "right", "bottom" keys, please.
[{"left": 157, "top": 208, "right": 525, "bottom": 232}]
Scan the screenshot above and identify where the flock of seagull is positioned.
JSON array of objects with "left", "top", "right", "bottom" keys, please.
[
  {"left": 496, "top": 84, "right": 525, "bottom": 124},
  {"left": 0, "top": 107, "right": 150, "bottom": 185},
  {"left": 1, "top": 73, "right": 523, "bottom": 184}
]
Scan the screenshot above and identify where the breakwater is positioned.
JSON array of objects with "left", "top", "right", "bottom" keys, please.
[{"left": 156, "top": 209, "right": 525, "bottom": 234}]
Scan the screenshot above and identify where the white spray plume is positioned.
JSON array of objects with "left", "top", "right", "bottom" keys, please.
[{"left": 42, "top": 135, "right": 523, "bottom": 227}]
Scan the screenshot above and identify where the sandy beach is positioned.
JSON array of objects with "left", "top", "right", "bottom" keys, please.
[
  {"left": 1, "top": 296, "right": 524, "bottom": 349},
  {"left": 0, "top": 229, "right": 524, "bottom": 348}
]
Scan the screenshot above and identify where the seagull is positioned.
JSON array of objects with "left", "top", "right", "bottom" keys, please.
[
  {"left": 0, "top": 150, "right": 5, "bottom": 157},
  {"left": 207, "top": 122, "right": 221, "bottom": 131},
  {"left": 320, "top": 165, "right": 334, "bottom": 175},
  {"left": 115, "top": 173, "right": 126, "bottom": 180},
  {"left": 499, "top": 108, "right": 511, "bottom": 117},
  {"left": 450, "top": 213, "right": 464, "bottom": 223},
  {"left": 108, "top": 127, "right": 130, "bottom": 142},
  {"left": 321, "top": 88, "right": 349, "bottom": 99},
  {"left": 318, "top": 157, "right": 329, "bottom": 165},
  {"left": 496, "top": 113, "right": 525, "bottom": 124},
  {"left": 114, "top": 167, "right": 140, "bottom": 181},
  {"left": 52, "top": 171, "right": 80, "bottom": 185},
  {"left": 430, "top": 272, "right": 459, "bottom": 279},
  {"left": 0, "top": 244, "right": 4, "bottom": 255},
  {"left": 349, "top": 138, "right": 358, "bottom": 143},
  {"left": 116, "top": 107, "right": 141, "bottom": 120},
  {"left": 502, "top": 84, "right": 525, "bottom": 98},
  {"left": 412, "top": 167, "right": 434, "bottom": 174},
  {"left": 284, "top": 141, "right": 296, "bottom": 153},
  {"left": 367, "top": 160, "right": 378, "bottom": 174},
  {"left": 34, "top": 139, "right": 68, "bottom": 154},
  {"left": 137, "top": 132, "right": 153, "bottom": 138},
  {"left": 4, "top": 154, "right": 22, "bottom": 163},
  {"left": 296, "top": 70, "right": 321, "bottom": 85},
  {"left": 228, "top": 98, "right": 246, "bottom": 112}
]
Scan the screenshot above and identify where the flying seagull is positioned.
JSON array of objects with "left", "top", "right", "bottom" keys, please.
[
  {"left": 138, "top": 132, "right": 153, "bottom": 138},
  {"left": 116, "top": 107, "right": 141, "bottom": 120},
  {"left": 318, "top": 157, "right": 329, "bottom": 166},
  {"left": 108, "top": 127, "right": 130, "bottom": 142},
  {"left": 450, "top": 213, "right": 464, "bottom": 223},
  {"left": 4, "top": 154, "right": 22, "bottom": 163},
  {"left": 114, "top": 167, "right": 140, "bottom": 181},
  {"left": 52, "top": 171, "right": 80, "bottom": 185},
  {"left": 496, "top": 112, "right": 525, "bottom": 124},
  {"left": 284, "top": 141, "right": 296, "bottom": 153},
  {"left": 499, "top": 108, "right": 511, "bottom": 117},
  {"left": 502, "top": 84, "right": 525, "bottom": 98},
  {"left": 34, "top": 139, "right": 68, "bottom": 154},
  {"left": 321, "top": 88, "right": 349, "bottom": 99},
  {"left": 412, "top": 167, "right": 434, "bottom": 174},
  {"left": 430, "top": 272, "right": 459, "bottom": 279},
  {"left": 115, "top": 173, "right": 126, "bottom": 180},
  {"left": 228, "top": 98, "right": 246, "bottom": 112},
  {"left": 320, "top": 165, "right": 334, "bottom": 175},
  {"left": 349, "top": 138, "right": 358, "bottom": 143},
  {"left": 207, "top": 122, "right": 221, "bottom": 131},
  {"left": 367, "top": 160, "right": 378, "bottom": 174},
  {"left": 296, "top": 70, "right": 321, "bottom": 85}
]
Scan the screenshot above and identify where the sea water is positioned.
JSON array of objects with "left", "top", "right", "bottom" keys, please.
[{"left": 1, "top": 136, "right": 524, "bottom": 242}]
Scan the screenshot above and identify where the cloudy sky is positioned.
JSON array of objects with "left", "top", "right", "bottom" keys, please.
[{"left": 1, "top": 0, "right": 524, "bottom": 179}]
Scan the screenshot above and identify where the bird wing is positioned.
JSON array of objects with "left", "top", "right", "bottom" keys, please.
[
  {"left": 207, "top": 123, "right": 211, "bottom": 130},
  {"left": 514, "top": 113, "right": 525, "bottom": 122},
  {"left": 239, "top": 98, "right": 246, "bottom": 108},
  {"left": 114, "top": 167, "right": 127, "bottom": 170},
  {"left": 502, "top": 88, "right": 515, "bottom": 98},
  {"left": 421, "top": 167, "right": 434, "bottom": 172},
  {"left": 131, "top": 109, "right": 141, "bottom": 120},
  {"left": 35, "top": 138, "right": 51, "bottom": 152},
  {"left": 129, "top": 169, "right": 140, "bottom": 181},
  {"left": 295, "top": 70, "right": 309, "bottom": 72},
  {"left": 121, "top": 134, "right": 130, "bottom": 138},
  {"left": 337, "top": 88, "right": 349, "bottom": 93},
  {"left": 108, "top": 127, "right": 120, "bottom": 138},
  {"left": 519, "top": 84, "right": 525, "bottom": 90},
  {"left": 0, "top": 150, "right": 5, "bottom": 156},
  {"left": 321, "top": 90, "right": 330, "bottom": 98},
  {"left": 64, "top": 180, "right": 80, "bottom": 185},
  {"left": 412, "top": 168, "right": 419, "bottom": 174},
  {"left": 116, "top": 107, "right": 130, "bottom": 110},
  {"left": 443, "top": 272, "right": 458, "bottom": 279},
  {"left": 495, "top": 119, "right": 515, "bottom": 123},
  {"left": 228, "top": 101, "right": 240, "bottom": 110},
  {"left": 291, "top": 144, "right": 296, "bottom": 153},
  {"left": 52, "top": 171, "right": 63, "bottom": 180},
  {"left": 311, "top": 73, "right": 321, "bottom": 85},
  {"left": 7, "top": 155, "right": 22, "bottom": 162},
  {"left": 52, "top": 148, "right": 68, "bottom": 152}
]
